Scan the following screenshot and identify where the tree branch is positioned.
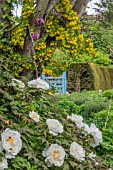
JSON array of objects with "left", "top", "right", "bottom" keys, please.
[{"left": 44, "top": 0, "right": 60, "bottom": 21}]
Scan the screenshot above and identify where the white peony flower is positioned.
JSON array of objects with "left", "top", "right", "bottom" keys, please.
[
  {"left": 27, "top": 77, "right": 49, "bottom": 90},
  {"left": 70, "top": 142, "right": 85, "bottom": 161},
  {"left": 88, "top": 123, "right": 102, "bottom": 147},
  {"left": 46, "top": 119, "right": 63, "bottom": 136},
  {"left": 9, "top": 78, "right": 25, "bottom": 89},
  {"left": 67, "top": 114, "right": 83, "bottom": 128},
  {"left": 0, "top": 158, "right": 8, "bottom": 170},
  {"left": 87, "top": 152, "right": 96, "bottom": 160},
  {"left": 1, "top": 128, "right": 22, "bottom": 159},
  {"left": 42, "top": 144, "right": 66, "bottom": 167},
  {"left": 29, "top": 111, "right": 40, "bottom": 123}
]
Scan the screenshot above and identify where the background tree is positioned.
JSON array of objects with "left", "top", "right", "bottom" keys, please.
[
  {"left": 79, "top": 0, "right": 113, "bottom": 65},
  {"left": 94, "top": 0, "right": 113, "bottom": 25},
  {"left": 94, "top": 0, "right": 113, "bottom": 62}
]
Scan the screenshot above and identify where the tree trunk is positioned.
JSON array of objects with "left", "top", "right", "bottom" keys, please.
[
  {"left": 22, "top": 0, "right": 59, "bottom": 80},
  {"left": 72, "top": 0, "right": 90, "bottom": 17}
]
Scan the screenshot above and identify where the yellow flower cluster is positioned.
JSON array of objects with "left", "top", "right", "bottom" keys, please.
[
  {"left": 46, "top": 0, "right": 96, "bottom": 68},
  {"left": 10, "top": 0, "right": 35, "bottom": 50},
  {"left": 11, "top": 27, "right": 24, "bottom": 48},
  {"left": 0, "top": 42, "right": 24, "bottom": 77},
  {"left": 0, "top": 45, "right": 13, "bottom": 55},
  {"left": 22, "top": 0, "right": 34, "bottom": 19},
  {"left": 42, "top": 68, "right": 53, "bottom": 76},
  {"left": 34, "top": 40, "right": 55, "bottom": 70}
]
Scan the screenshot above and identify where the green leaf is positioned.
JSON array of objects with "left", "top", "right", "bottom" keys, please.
[
  {"left": 63, "top": 162, "right": 70, "bottom": 170},
  {"left": 12, "top": 163, "right": 20, "bottom": 169},
  {"left": 7, "top": 0, "right": 11, "bottom": 3}
]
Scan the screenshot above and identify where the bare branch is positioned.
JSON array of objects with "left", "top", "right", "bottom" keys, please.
[{"left": 4, "top": 21, "right": 22, "bottom": 32}]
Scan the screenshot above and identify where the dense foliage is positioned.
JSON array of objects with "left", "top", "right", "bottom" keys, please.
[
  {"left": 0, "top": 79, "right": 113, "bottom": 169},
  {"left": 0, "top": 0, "right": 113, "bottom": 169},
  {"left": 49, "top": 90, "right": 113, "bottom": 166},
  {"left": 79, "top": 0, "right": 113, "bottom": 64}
]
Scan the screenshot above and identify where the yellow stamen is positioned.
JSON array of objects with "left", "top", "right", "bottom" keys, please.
[
  {"left": 32, "top": 114, "right": 38, "bottom": 118},
  {"left": 7, "top": 137, "right": 14, "bottom": 145},
  {"left": 53, "top": 151, "right": 59, "bottom": 160},
  {"left": 75, "top": 148, "right": 79, "bottom": 152}
]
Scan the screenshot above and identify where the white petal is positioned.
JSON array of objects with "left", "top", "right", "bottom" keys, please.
[
  {"left": 49, "top": 130, "right": 58, "bottom": 136},
  {"left": 27, "top": 78, "right": 49, "bottom": 90},
  {"left": 5, "top": 152, "right": 15, "bottom": 159},
  {"left": 67, "top": 114, "right": 83, "bottom": 128},
  {"left": 0, "top": 157, "right": 8, "bottom": 169},
  {"left": 45, "top": 158, "right": 52, "bottom": 167},
  {"left": 88, "top": 152, "right": 96, "bottom": 160},
  {"left": 0, "top": 141, "right": 3, "bottom": 152},
  {"left": 89, "top": 123, "right": 96, "bottom": 133}
]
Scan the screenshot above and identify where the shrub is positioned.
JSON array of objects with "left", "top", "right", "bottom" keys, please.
[
  {"left": 91, "top": 109, "right": 113, "bottom": 163},
  {"left": 57, "top": 99, "right": 81, "bottom": 115},
  {"left": 0, "top": 82, "right": 110, "bottom": 169},
  {"left": 69, "top": 92, "right": 90, "bottom": 106},
  {"left": 102, "top": 89, "right": 113, "bottom": 99},
  {"left": 93, "top": 50, "right": 111, "bottom": 66},
  {"left": 69, "top": 91, "right": 107, "bottom": 105},
  {"left": 80, "top": 100, "right": 109, "bottom": 119}
]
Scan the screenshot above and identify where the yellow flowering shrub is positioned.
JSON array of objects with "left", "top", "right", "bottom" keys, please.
[
  {"left": 0, "top": 0, "right": 55, "bottom": 77},
  {"left": 44, "top": 0, "right": 96, "bottom": 75},
  {"left": 1, "top": 0, "right": 95, "bottom": 78}
]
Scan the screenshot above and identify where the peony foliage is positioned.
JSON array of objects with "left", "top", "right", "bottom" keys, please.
[{"left": 0, "top": 80, "right": 108, "bottom": 170}]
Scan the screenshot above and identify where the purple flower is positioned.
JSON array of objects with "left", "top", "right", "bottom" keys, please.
[
  {"left": 36, "top": 18, "right": 44, "bottom": 24},
  {"left": 89, "top": 36, "right": 93, "bottom": 39},
  {"left": 31, "top": 34, "right": 35, "bottom": 39},
  {"left": 31, "top": 33, "right": 40, "bottom": 40},
  {"left": 83, "top": 12, "right": 87, "bottom": 16},
  {"left": 96, "top": 15, "right": 100, "bottom": 19},
  {"left": 56, "top": 14, "right": 60, "bottom": 19},
  {"left": 26, "top": 46, "right": 30, "bottom": 50},
  {"left": 81, "top": 28, "right": 86, "bottom": 32},
  {"left": 70, "top": 0, "right": 74, "bottom": 3}
]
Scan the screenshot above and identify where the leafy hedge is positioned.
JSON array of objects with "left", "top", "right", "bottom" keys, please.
[
  {"left": 67, "top": 62, "right": 113, "bottom": 92},
  {"left": 67, "top": 62, "right": 94, "bottom": 92}
]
